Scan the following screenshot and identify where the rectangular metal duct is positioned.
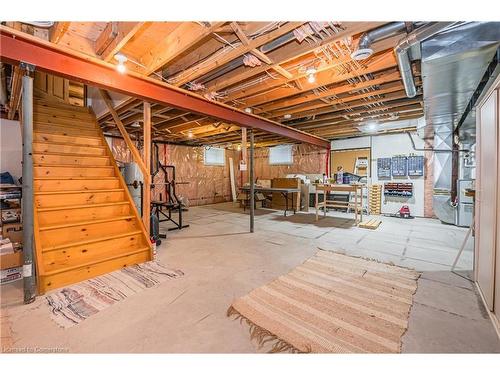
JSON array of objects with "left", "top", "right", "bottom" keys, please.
[{"left": 420, "top": 22, "right": 500, "bottom": 223}]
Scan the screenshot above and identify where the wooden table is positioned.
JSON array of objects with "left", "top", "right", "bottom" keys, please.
[
  {"left": 314, "top": 184, "right": 364, "bottom": 224},
  {"left": 240, "top": 186, "right": 301, "bottom": 216}
]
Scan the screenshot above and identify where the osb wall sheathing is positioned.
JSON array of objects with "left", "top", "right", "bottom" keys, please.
[{"left": 108, "top": 139, "right": 325, "bottom": 207}]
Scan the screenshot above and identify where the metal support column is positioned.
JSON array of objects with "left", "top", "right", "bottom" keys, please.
[
  {"left": 249, "top": 129, "right": 255, "bottom": 233},
  {"left": 21, "top": 62, "right": 36, "bottom": 304}
]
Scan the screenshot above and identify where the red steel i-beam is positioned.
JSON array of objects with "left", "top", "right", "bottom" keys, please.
[{"left": 0, "top": 27, "right": 330, "bottom": 149}]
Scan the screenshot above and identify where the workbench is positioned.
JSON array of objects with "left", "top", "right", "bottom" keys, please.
[
  {"left": 240, "top": 186, "right": 301, "bottom": 216},
  {"left": 314, "top": 184, "right": 364, "bottom": 224}
]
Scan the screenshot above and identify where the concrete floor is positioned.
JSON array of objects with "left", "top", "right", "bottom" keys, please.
[{"left": 1, "top": 202, "right": 499, "bottom": 353}]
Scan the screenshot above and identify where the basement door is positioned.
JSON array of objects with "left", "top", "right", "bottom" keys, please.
[{"left": 476, "top": 88, "right": 498, "bottom": 311}]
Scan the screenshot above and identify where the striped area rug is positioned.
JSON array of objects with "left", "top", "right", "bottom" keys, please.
[
  {"left": 228, "top": 250, "right": 420, "bottom": 353},
  {"left": 46, "top": 261, "right": 184, "bottom": 328}
]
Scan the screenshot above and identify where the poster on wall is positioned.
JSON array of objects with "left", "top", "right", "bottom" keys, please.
[{"left": 377, "top": 158, "right": 392, "bottom": 179}]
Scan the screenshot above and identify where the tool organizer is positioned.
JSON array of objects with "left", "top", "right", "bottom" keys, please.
[{"left": 384, "top": 182, "right": 413, "bottom": 197}]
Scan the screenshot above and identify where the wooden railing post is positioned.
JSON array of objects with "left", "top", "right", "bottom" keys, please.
[{"left": 143, "top": 101, "right": 151, "bottom": 236}]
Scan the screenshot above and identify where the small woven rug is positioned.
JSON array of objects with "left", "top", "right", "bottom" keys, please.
[
  {"left": 228, "top": 250, "right": 420, "bottom": 353},
  {"left": 46, "top": 261, "right": 184, "bottom": 328}
]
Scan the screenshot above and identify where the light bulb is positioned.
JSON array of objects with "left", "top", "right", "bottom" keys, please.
[
  {"left": 367, "top": 122, "right": 378, "bottom": 131},
  {"left": 117, "top": 63, "right": 126, "bottom": 74},
  {"left": 237, "top": 144, "right": 242, "bottom": 151},
  {"left": 307, "top": 73, "right": 316, "bottom": 83},
  {"left": 114, "top": 53, "right": 128, "bottom": 74},
  {"left": 187, "top": 131, "right": 194, "bottom": 138}
]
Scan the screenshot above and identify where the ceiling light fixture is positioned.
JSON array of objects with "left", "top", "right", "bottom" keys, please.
[
  {"left": 131, "top": 121, "right": 140, "bottom": 128},
  {"left": 187, "top": 130, "right": 194, "bottom": 138},
  {"left": 244, "top": 107, "right": 253, "bottom": 114},
  {"left": 283, "top": 114, "right": 292, "bottom": 119},
  {"left": 237, "top": 144, "right": 242, "bottom": 151},
  {"left": 366, "top": 121, "right": 378, "bottom": 132},
  {"left": 306, "top": 68, "right": 317, "bottom": 84},
  {"left": 351, "top": 48, "right": 373, "bottom": 61},
  {"left": 114, "top": 53, "right": 128, "bottom": 74}
]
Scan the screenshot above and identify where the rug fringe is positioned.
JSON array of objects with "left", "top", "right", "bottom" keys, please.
[{"left": 226, "top": 306, "right": 309, "bottom": 354}]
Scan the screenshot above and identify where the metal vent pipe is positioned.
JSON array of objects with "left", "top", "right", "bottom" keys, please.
[{"left": 394, "top": 22, "right": 459, "bottom": 98}]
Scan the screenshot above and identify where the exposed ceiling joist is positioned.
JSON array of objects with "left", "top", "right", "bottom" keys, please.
[
  {"left": 95, "top": 22, "right": 145, "bottom": 61},
  {"left": 139, "top": 22, "right": 226, "bottom": 76},
  {"left": 0, "top": 26, "right": 329, "bottom": 148},
  {"left": 49, "top": 22, "right": 70, "bottom": 43},
  {"left": 206, "top": 22, "right": 385, "bottom": 93},
  {"left": 171, "top": 22, "right": 305, "bottom": 86}
]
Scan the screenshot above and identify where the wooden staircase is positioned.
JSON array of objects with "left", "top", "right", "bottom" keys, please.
[{"left": 32, "top": 99, "right": 152, "bottom": 294}]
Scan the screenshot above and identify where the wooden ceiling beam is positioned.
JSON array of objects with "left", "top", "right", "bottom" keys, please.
[
  {"left": 170, "top": 22, "right": 305, "bottom": 86},
  {"left": 0, "top": 26, "right": 329, "bottom": 148},
  {"left": 206, "top": 22, "right": 385, "bottom": 93},
  {"left": 229, "top": 49, "right": 398, "bottom": 107},
  {"left": 95, "top": 22, "right": 146, "bottom": 62},
  {"left": 97, "top": 97, "right": 141, "bottom": 122},
  {"left": 49, "top": 22, "right": 70, "bottom": 43},
  {"left": 138, "top": 22, "right": 226, "bottom": 76},
  {"left": 269, "top": 81, "right": 407, "bottom": 119},
  {"left": 295, "top": 102, "right": 423, "bottom": 130},
  {"left": 284, "top": 90, "right": 413, "bottom": 121},
  {"left": 313, "top": 113, "right": 423, "bottom": 138},
  {"left": 256, "top": 69, "right": 401, "bottom": 114}
]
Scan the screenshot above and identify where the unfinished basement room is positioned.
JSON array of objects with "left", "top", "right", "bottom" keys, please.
[{"left": 1, "top": 2, "right": 500, "bottom": 372}]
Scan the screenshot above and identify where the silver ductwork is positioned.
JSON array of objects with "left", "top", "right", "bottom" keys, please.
[
  {"left": 419, "top": 22, "right": 500, "bottom": 224},
  {"left": 22, "top": 21, "right": 55, "bottom": 28},
  {"left": 351, "top": 22, "right": 407, "bottom": 60},
  {"left": 395, "top": 22, "right": 459, "bottom": 98}
]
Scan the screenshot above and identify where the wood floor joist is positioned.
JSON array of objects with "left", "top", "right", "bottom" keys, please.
[{"left": 0, "top": 26, "right": 329, "bottom": 149}]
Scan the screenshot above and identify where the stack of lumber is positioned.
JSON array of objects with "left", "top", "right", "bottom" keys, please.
[
  {"left": 32, "top": 99, "right": 151, "bottom": 293},
  {"left": 368, "top": 184, "right": 382, "bottom": 215},
  {"left": 359, "top": 219, "right": 381, "bottom": 230}
]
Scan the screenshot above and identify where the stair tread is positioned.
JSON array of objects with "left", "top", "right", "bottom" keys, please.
[
  {"left": 35, "top": 188, "right": 124, "bottom": 196},
  {"left": 33, "top": 140, "right": 107, "bottom": 148},
  {"left": 42, "top": 230, "right": 144, "bottom": 252},
  {"left": 33, "top": 152, "right": 110, "bottom": 158},
  {"left": 35, "top": 176, "right": 118, "bottom": 180},
  {"left": 37, "top": 201, "right": 130, "bottom": 212},
  {"left": 42, "top": 247, "right": 150, "bottom": 276},
  {"left": 34, "top": 164, "right": 114, "bottom": 168},
  {"left": 39, "top": 215, "right": 136, "bottom": 231},
  {"left": 34, "top": 131, "right": 103, "bottom": 140}
]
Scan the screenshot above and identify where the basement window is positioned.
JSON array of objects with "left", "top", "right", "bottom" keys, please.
[
  {"left": 269, "top": 144, "right": 293, "bottom": 165},
  {"left": 204, "top": 147, "right": 226, "bottom": 166}
]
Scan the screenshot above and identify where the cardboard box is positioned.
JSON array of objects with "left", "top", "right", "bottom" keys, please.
[
  {"left": 1, "top": 266, "right": 22, "bottom": 284},
  {"left": 2, "top": 223, "right": 23, "bottom": 244},
  {"left": 0, "top": 251, "right": 23, "bottom": 270}
]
